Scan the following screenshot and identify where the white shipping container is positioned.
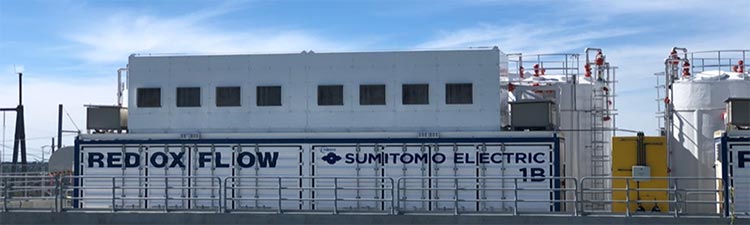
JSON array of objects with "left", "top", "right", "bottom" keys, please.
[
  {"left": 716, "top": 130, "right": 750, "bottom": 214},
  {"left": 73, "top": 132, "right": 564, "bottom": 213}
]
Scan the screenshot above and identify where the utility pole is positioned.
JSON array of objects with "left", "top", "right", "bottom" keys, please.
[
  {"left": 0, "top": 72, "right": 27, "bottom": 173},
  {"left": 57, "top": 104, "right": 63, "bottom": 151}
]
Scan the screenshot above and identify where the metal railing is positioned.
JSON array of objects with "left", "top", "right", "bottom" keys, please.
[
  {"left": 59, "top": 176, "right": 223, "bottom": 212},
  {"left": 1, "top": 175, "right": 59, "bottom": 212},
  {"left": 690, "top": 50, "right": 748, "bottom": 74},
  {"left": 396, "top": 177, "right": 578, "bottom": 215},
  {"left": 224, "top": 176, "right": 395, "bottom": 214},
  {"left": 580, "top": 177, "right": 726, "bottom": 217},
  {"left": 0, "top": 175, "right": 737, "bottom": 218}
]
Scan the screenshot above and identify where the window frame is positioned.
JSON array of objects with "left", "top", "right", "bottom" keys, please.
[
  {"left": 256, "top": 86, "right": 283, "bottom": 107},
  {"left": 317, "top": 85, "right": 344, "bottom": 106},
  {"left": 136, "top": 87, "right": 162, "bottom": 108},
  {"left": 359, "top": 84, "right": 386, "bottom": 106},
  {"left": 445, "top": 83, "right": 473, "bottom": 105},
  {"left": 176, "top": 87, "right": 201, "bottom": 108},
  {"left": 402, "top": 84, "right": 429, "bottom": 105},
  {"left": 215, "top": 86, "right": 242, "bottom": 107}
]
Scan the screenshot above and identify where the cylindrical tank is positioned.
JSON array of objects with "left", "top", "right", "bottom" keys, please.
[
  {"left": 506, "top": 52, "right": 614, "bottom": 182},
  {"left": 664, "top": 49, "right": 750, "bottom": 213},
  {"left": 669, "top": 73, "right": 750, "bottom": 213}
]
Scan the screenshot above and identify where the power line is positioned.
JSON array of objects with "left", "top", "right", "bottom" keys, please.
[
  {"left": 1, "top": 133, "right": 76, "bottom": 143},
  {"left": 63, "top": 108, "right": 81, "bottom": 132}
]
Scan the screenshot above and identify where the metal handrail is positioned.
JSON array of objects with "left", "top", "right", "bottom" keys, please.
[
  {"left": 396, "top": 176, "right": 578, "bottom": 216},
  {"left": 0, "top": 175, "right": 735, "bottom": 218},
  {"left": 579, "top": 177, "right": 725, "bottom": 217},
  {"left": 689, "top": 50, "right": 748, "bottom": 75},
  {"left": 223, "top": 176, "right": 395, "bottom": 214},
  {"left": 59, "top": 175, "right": 222, "bottom": 213},
  {"left": 1, "top": 175, "right": 59, "bottom": 212}
]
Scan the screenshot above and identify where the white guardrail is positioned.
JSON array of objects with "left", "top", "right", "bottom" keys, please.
[{"left": 0, "top": 175, "right": 740, "bottom": 218}]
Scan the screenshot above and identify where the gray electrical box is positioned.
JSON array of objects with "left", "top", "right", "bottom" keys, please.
[
  {"left": 725, "top": 98, "right": 750, "bottom": 129},
  {"left": 86, "top": 105, "right": 128, "bottom": 131},
  {"left": 510, "top": 100, "right": 557, "bottom": 131},
  {"left": 632, "top": 165, "right": 651, "bottom": 181}
]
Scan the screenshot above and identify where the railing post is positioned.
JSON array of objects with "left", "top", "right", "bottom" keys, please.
[
  {"left": 572, "top": 178, "right": 578, "bottom": 216},
  {"left": 111, "top": 177, "right": 116, "bottom": 212},
  {"left": 578, "top": 178, "right": 584, "bottom": 216},
  {"left": 454, "top": 177, "right": 459, "bottom": 215},
  {"left": 333, "top": 178, "right": 338, "bottom": 215},
  {"left": 277, "top": 177, "right": 282, "bottom": 214},
  {"left": 388, "top": 177, "right": 398, "bottom": 215},
  {"left": 3, "top": 177, "right": 8, "bottom": 212},
  {"left": 57, "top": 176, "right": 63, "bottom": 212},
  {"left": 53, "top": 176, "right": 59, "bottom": 212},
  {"left": 513, "top": 178, "right": 519, "bottom": 216},
  {"left": 625, "top": 178, "right": 630, "bottom": 217},
  {"left": 164, "top": 178, "right": 169, "bottom": 213},
  {"left": 217, "top": 177, "right": 223, "bottom": 213},
  {"left": 673, "top": 178, "right": 678, "bottom": 218},
  {"left": 222, "top": 177, "right": 229, "bottom": 213}
]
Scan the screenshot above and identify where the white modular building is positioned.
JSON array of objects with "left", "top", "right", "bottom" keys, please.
[
  {"left": 126, "top": 48, "right": 506, "bottom": 134},
  {"left": 76, "top": 48, "right": 571, "bottom": 214}
]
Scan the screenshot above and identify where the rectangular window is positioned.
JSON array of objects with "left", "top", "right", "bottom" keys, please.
[
  {"left": 257, "top": 86, "right": 282, "bottom": 106},
  {"left": 318, "top": 85, "right": 344, "bottom": 106},
  {"left": 176, "top": 87, "right": 201, "bottom": 107},
  {"left": 216, "top": 86, "right": 241, "bottom": 107},
  {"left": 446, "top": 83, "right": 473, "bottom": 104},
  {"left": 136, "top": 88, "right": 161, "bottom": 108},
  {"left": 359, "top": 84, "right": 386, "bottom": 105},
  {"left": 402, "top": 84, "right": 429, "bottom": 105}
]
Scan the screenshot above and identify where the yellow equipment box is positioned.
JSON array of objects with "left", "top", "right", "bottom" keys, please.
[{"left": 611, "top": 135, "right": 669, "bottom": 213}]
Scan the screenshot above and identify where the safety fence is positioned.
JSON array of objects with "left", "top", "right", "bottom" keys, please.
[{"left": 0, "top": 175, "right": 740, "bottom": 218}]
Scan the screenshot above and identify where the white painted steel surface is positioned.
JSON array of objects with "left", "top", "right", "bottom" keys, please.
[
  {"left": 126, "top": 49, "right": 505, "bottom": 134},
  {"left": 74, "top": 132, "right": 561, "bottom": 213},
  {"left": 670, "top": 78, "right": 750, "bottom": 213},
  {"left": 716, "top": 130, "right": 750, "bottom": 215},
  {"left": 509, "top": 77, "right": 611, "bottom": 181}
]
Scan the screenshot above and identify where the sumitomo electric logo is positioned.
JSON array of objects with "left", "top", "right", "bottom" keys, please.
[
  {"left": 320, "top": 151, "right": 546, "bottom": 165},
  {"left": 322, "top": 152, "right": 343, "bottom": 165}
]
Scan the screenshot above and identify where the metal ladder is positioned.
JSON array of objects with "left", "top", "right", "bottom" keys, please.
[{"left": 587, "top": 65, "right": 615, "bottom": 211}]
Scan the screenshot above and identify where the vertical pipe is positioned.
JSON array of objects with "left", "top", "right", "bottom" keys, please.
[
  {"left": 117, "top": 68, "right": 128, "bottom": 107},
  {"left": 57, "top": 104, "right": 62, "bottom": 150},
  {"left": 18, "top": 73, "right": 22, "bottom": 105}
]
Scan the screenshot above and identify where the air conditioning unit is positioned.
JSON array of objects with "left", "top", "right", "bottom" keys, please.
[
  {"left": 86, "top": 105, "right": 128, "bottom": 133},
  {"left": 510, "top": 100, "right": 557, "bottom": 131},
  {"left": 725, "top": 98, "right": 750, "bottom": 130}
]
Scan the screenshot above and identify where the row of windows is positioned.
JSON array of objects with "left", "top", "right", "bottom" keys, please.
[{"left": 136, "top": 83, "right": 473, "bottom": 108}]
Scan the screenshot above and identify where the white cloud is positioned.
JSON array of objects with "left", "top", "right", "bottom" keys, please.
[
  {"left": 66, "top": 7, "right": 354, "bottom": 64},
  {"left": 417, "top": 23, "right": 643, "bottom": 53}
]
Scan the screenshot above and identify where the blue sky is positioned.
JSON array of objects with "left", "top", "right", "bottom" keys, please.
[{"left": 0, "top": 0, "right": 748, "bottom": 161}]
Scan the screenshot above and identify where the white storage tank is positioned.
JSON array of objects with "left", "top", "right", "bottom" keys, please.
[
  {"left": 505, "top": 51, "right": 616, "bottom": 182},
  {"left": 663, "top": 49, "right": 750, "bottom": 213}
]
